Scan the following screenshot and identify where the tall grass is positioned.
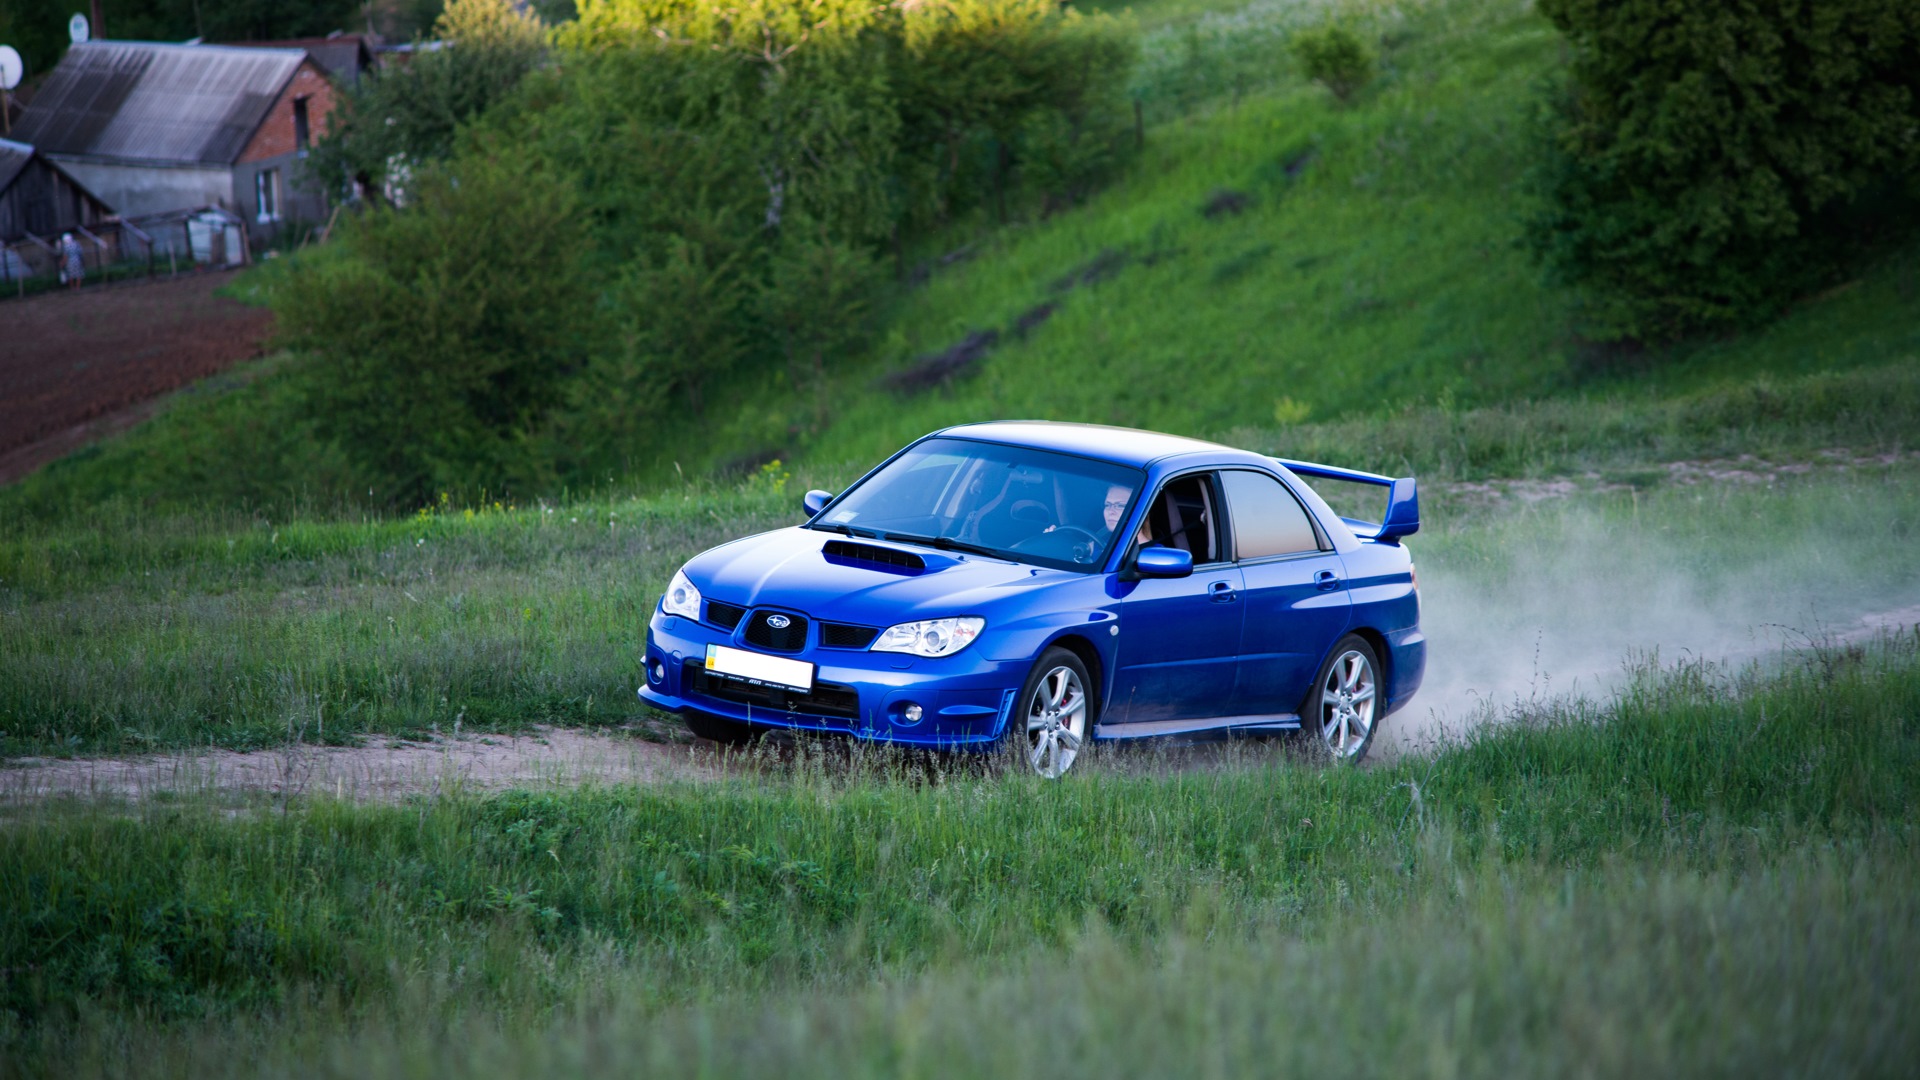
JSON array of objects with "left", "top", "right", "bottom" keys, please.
[
  {"left": 88, "top": 841, "right": 1916, "bottom": 1079},
  {"left": 5, "top": 464, "right": 1916, "bottom": 757},
  {"left": 6, "top": 461, "right": 1916, "bottom": 757},
  {"left": 4, "top": 631, "right": 1917, "bottom": 1075}
]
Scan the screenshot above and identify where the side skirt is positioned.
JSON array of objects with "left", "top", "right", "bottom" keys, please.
[{"left": 1093, "top": 713, "right": 1301, "bottom": 740}]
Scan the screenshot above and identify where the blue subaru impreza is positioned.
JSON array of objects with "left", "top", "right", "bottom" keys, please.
[{"left": 640, "top": 422, "right": 1424, "bottom": 776}]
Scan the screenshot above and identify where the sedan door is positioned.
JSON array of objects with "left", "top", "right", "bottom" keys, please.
[
  {"left": 1219, "top": 469, "right": 1353, "bottom": 717},
  {"left": 1111, "top": 472, "right": 1244, "bottom": 724}
]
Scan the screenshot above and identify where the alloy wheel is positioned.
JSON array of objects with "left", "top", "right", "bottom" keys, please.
[
  {"left": 1319, "top": 649, "right": 1377, "bottom": 758},
  {"left": 1024, "top": 664, "right": 1087, "bottom": 778}
]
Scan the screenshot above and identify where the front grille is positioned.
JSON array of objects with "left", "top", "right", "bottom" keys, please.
[
  {"left": 822, "top": 540, "right": 926, "bottom": 573},
  {"left": 820, "top": 622, "right": 880, "bottom": 650},
  {"left": 706, "top": 600, "right": 747, "bottom": 630},
  {"left": 682, "top": 660, "right": 860, "bottom": 721},
  {"left": 743, "top": 610, "right": 809, "bottom": 652}
]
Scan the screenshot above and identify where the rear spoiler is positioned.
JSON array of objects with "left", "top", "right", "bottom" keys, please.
[{"left": 1273, "top": 458, "right": 1420, "bottom": 544}]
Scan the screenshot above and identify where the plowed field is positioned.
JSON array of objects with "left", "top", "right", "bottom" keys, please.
[{"left": 0, "top": 270, "right": 272, "bottom": 483}]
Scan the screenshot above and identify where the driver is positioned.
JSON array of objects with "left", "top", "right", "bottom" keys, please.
[{"left": 1048, "top": 483, "right": 1149, "bottom": 546}]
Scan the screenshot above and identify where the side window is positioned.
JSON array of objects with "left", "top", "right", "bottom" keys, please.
[
  {"left": 1133, "top": 474, "right": 1222, "bottom": 564},
  {"left": 1222, "top": 470, "right": 1320, "bottom": 560}
]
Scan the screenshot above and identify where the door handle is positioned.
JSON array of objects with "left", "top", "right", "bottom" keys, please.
[
  {"left": 1315, "top": 569, "right": 1341, "bottom": 591},
  {"left": 1209, "top": 580, "right": 1237, "bottom": 603}
]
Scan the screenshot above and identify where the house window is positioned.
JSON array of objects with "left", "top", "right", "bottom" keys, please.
[
  {"left": 256, "top": 169, "right": 281, "bottom": 222},
  {"left": 294, "top": 97, "right": 311, "bottom": 154}
]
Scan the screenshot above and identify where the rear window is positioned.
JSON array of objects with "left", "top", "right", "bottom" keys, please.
[{"left": 1221, "top": 469, "right": 1319, "bottom": 559}]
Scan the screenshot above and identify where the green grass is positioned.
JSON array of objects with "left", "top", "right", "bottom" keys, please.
[
  {"left": 96, "top": 842, "right": 1915, "bottom": 1079},
  {"left": 6, "top": 631, "right": 1917, "bottom": 1075},
  {"left": 6, "top": 460, "right": 1916, "bottom": 758}
]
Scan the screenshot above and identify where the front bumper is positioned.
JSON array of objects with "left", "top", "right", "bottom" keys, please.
[{"left": 638, "top": 611, "right": 1026, "bottom": 749}]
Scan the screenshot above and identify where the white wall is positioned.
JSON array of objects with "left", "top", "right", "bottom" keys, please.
[{"left": 46, "top": 159, "right": 233, "bottom": 219}]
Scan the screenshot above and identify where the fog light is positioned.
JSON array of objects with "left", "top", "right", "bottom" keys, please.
[
  {"left": 903, "top": 703, "right": 923, "bottom": 723},
  {"left": 649, "top": 662, "right": 665, "bottom": 684}
]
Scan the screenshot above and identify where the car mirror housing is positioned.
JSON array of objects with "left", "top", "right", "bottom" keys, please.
[
  {"left": 1134, "top": 547, "right": 1193, "bottom": 578},
  {"left": 802, "top": 489, "right": 834, "bottom": 517}
]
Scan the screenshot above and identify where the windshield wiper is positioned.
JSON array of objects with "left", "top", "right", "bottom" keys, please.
[
  {"left": 807, "top": 522, "right": 879, "bottom": 539},
  {"left": 881, "top": 532, "right": 1009, "bottom": 561}
]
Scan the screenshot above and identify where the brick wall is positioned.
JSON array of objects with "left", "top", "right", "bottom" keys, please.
[{"left": 239, "top": 60, "right": 337, "bottom": 165}]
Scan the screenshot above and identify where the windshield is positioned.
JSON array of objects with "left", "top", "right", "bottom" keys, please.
[{"left": 811, "top": 437, "right": 1145, "bottom": 572}]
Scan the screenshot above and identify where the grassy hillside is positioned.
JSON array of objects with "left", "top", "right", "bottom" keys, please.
[
  {"left": 604, "top": 0, "right": 1920, "bottom": 483},
  {"left": 4, "top": 0, "right": 1916, "bottom": 518}
]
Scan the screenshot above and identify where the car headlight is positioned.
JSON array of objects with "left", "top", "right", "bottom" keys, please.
[
  {"left": 662, "top": 568, "right": 702, "bottom": 620},
  {"left": 871, "top": 617, "right": 985, "bottom": 658}
]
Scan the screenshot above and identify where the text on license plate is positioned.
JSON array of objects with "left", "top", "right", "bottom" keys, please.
[{"left": 705, "top": 644, "right": 814, "bottom": 691}]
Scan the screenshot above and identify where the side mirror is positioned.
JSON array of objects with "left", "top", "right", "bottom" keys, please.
[
  {"left": 802, "top": 489, "right": 835, "bottom": 517},
  {"left": 1374, "top": 478, "right": 1420, "bottom": 544},
  {"left": 1134, "top": 546, "right": 1194, "bottom": 579}
]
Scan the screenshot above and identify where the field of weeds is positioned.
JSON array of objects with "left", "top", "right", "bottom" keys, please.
[
  {"left": 4, "top": 459, "right": 1915, "bottom": 759},
  {"left": 3, "top": 630, "right": 1916, "bottom": 1076}
]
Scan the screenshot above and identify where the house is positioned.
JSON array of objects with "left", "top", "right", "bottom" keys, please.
[
  {"left": 1, "top": 137, "right": 120, "bottom": 280},
  {"left": 0, "top": 137, "right": 114, "bottom": 242},
  {"left": 228, "top": 33, "right": 379, "bottom": 87},
  {"left": 9, "top": 41, "right": 338, "bottom": 247}
]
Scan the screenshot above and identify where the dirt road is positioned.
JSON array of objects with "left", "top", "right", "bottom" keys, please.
[{"left": 0, "top": 271, "right": 273, "bottom": 483}]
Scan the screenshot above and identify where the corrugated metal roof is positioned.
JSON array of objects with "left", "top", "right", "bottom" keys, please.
[
  {"left": 11, "top": 42, "right": 305, "bottom": 167},
  {"left": 0, "top": 138, "right": 34, "bottom": 192},
  {"left": 229, "top": 36, "right": 376, "bottom": 84}
]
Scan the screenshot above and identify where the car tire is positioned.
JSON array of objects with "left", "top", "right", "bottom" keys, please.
[
  {"left": 685, "top": 711, "right": 757, "bottom": 746},
  {"left": 1302, "top": 634, "right": 1382, "bottom": 763},
  {"left": 1005, "top": 646, "right": 1094, "bottom": 779}
]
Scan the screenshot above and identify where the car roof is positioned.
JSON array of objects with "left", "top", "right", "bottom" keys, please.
[{"left": 933, "top": 421, "right": 1250, "bottom": 469}]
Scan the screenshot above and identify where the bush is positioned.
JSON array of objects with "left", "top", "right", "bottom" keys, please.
[
  {"left": 275, "top": 147, "right": 599, "bottom": 505},
  {"left": 266, "top": 0, "right": 1140, "bottom": 506},
  {"left": 1529, "top": 0, "right": 1920, "bottom": 342},
  {"left": 1290, "top": 21, "right": 1375, "bottom": 104}
]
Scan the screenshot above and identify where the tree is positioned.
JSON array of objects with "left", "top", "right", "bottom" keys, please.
[
  {"left": 303, "top": 0, "right": 548, "bottom": 202},
  {"left": 276, "top": 146, "right": 596, "bottom": 504},
  {"left": 1529, "top": 0, "right": 1920, "bottom": 341},
  {"left": 758, "top": 217, "right": 881, "bottom": 423}
]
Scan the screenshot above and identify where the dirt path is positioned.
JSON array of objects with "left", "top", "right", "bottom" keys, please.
[
  {"left": 2, "top": 728, "right": 717, "bottom": 803},
  {"left": 9, "top": 602, "right": 1917, "bottom": 801},
  {"left": 0, "top": 271, "right": 272, "bottom": 484}
]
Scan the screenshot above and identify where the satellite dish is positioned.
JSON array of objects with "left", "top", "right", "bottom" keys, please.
[
  {"left": 0, "top": 46, "right": 22, "bottom": 91},
  {"left": 69, "top": 14, "right": 90, "bottom": 44}
]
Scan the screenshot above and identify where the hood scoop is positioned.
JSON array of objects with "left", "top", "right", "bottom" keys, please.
[{"left": 821, "top": 539, "right": 927, "bottom": 575}]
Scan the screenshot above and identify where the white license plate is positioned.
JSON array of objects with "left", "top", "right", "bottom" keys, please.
[{"left": 705, "top": 644, "right": 815, "bottom": 691}]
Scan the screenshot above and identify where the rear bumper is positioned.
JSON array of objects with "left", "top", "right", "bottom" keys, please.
[
  {"left": 1384, "top": 625, "right": 1426, "bottom": 714},
  {"left": 639, "top": 611, "right": 1026, "bottom": 749}
]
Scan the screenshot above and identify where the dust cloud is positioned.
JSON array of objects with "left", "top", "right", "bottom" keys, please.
[{"left": 1378, "top": 477, "right": 1920, "bottom": 757}]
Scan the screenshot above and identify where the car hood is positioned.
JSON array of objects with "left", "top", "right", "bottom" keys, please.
[{"left": 685, "top": 527, "right": 1080, "bottom": 624}]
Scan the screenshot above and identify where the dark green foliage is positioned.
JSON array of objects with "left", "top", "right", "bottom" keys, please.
[
  {"left": 302, "top": 0, "right": 548, "bottom": 201},
  {"left": 0, "top": 0, "right": 387, "bottom": 80},
  {"left": 279, "top": 0, "right": 1137, "bottom": 506},
  {"left": 758, "top": 219, "right": 884, "bottom": 427},
  {"left": 1530, "top": 0, "right": 1920, "bottom": 341},
  {"left": 275, "top": 147, "right": 598, "bottom": 503},
  {"left": 0, "top": 0, "right": 82, "bottom": 81},
  {"left": 1290, "top": 20, "right": 1375, "bottom": 103}
]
